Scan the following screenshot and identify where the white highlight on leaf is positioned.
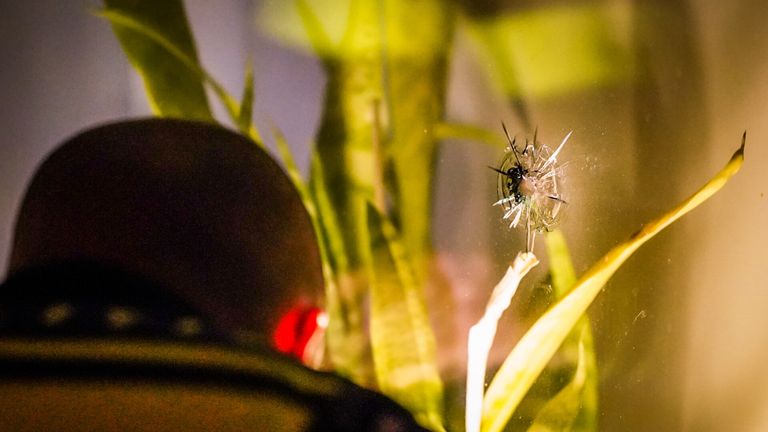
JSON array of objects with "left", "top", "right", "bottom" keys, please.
[{"left": 466, "top": 252, "right": 539, "bottom": 432}]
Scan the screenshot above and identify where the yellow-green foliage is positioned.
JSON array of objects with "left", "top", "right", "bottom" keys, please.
[{"left": 100, "top": 1, "right": 744, "bottom": 430}]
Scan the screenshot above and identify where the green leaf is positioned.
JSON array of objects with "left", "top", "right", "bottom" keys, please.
[
  {"left": 98, "top": 1, "right": 253, "bottom": 135},
  {"left": 545, "top": 230, "right": 578, "bottom": 298},
  {"left": 99, "top": 0, "right": 212, "bottom": 121},
  {"left": 309, "top": 152, "right": 373, "bottom": 385},
  {"left": 367, "top": 203, "right": 445, "bottom": 431},
  {"left": 257, "top": 0, "right": 349, "bottom": 54},
  {"left": 295, "top": 0, "right": 336, "bottom": 60},
  {"left": 380, "top": 0, "right": 455, "bottom": 269},
  {"left": 308, "top": 152, "right": 350, "bottom": 277},
  {"left": 466, "top": 3, "right": 632, "bottom": 99},
  {"left": 271, "top": 127, "right": 364, "bottom": 384},
  {"left": 272, "top": 127, "right": 367, "bottom": 385},
  {"left": 237, "top": 60, "right": 257, "bottom": 140},
  {"left": 299, "top": 0, "right": 387, "bottom": 387},
  {"left": 481, "top": 136, "right": 745, "bottom": 432},
  {"left": 307, "top": 0, "right": 455, "bottom": 269},
  {"left": 527, "top": 334, "right": 588, "bottom": 432},
  {"left": 309, "top": 0, "right": 383, "bottom": 271},
  {"left": 544, "top": 230, "right": 598, "bottom": 432},
  {"left": 434, "top": 122, "right": 507, "bottom": 148},
  {"left": 296, "top": 3, "right": 455, "bottom": 391}
]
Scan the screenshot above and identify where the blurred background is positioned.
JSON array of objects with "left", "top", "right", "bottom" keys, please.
[{"left": 1, "top": 0, "right": 766, "bottom": 430}]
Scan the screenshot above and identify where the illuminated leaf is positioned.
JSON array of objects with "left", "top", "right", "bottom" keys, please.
[
  {"left": 99, "top": 0, "right": 212, "bottom": 121},
  {"left": 466, "top": 252, "right": 539, "bottom": 432},
  {"left": 527, "top": 334, "right": 588, "bottom": 432},
  {"left": 300, "top": 0, "right": 455, "bottom": 388},
  {"left": 380, "top": 0, "right": 455, "bottom": 268},
  {"left": 98, "top": 1, "right": 258, "bottom": 140},
  {"left": 434, "top": 122, "right": 507, "bottom": 148},
  {"left": 543, "top": 229, "right": 598, "bottom": 432},
  {"left": 237, "top": 60, "right": 256, "bottom": 139},
  {"left": 272, "top": 126, "right": 366, "bottom": 384},
  {"left": 272, "top": 127, "right": 359, "bottom": 383},
  {"left": 482, "top": 136, "right": 745, "bottom": 432},
  {"left": 309, "top": 153, "right": 372, "bottom": 385},
  {"left": 257, "top": 0, "right": 349, "bottom": 54},
  {"left": 467, "top": 4, "right": 632, "bottom": 99},
  {"left": 295, "top": 0, "right": 336, "bottom": 60},
  {"left": 367, "top": 203, "right": 445, "bottom": 431}
]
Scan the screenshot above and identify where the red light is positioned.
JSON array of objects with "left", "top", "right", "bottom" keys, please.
[{"left": 272, "top": 304, "right": 325, "bottom": 364}]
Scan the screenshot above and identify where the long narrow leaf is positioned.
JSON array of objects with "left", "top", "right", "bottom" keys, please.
[
  {"left": 482, "top": 136, "right": 745, "bottom": 432},
  {"left": 237, "top": 60, "right": 257, "bottom": 140},
  {"left": 271, "top": 127, "right": 353, "bottom": 379},
  {"left": 100, "top": 0, "right": 212, "bottom": 121},
  {"left": 466, "top": 252, "right": 539, "bottom": 432},
  {"left": 300, "top": 0, "right": 383, "bottom": 387},
  {"left": 98, "top": 5, "right": 242, "bottom": 127},
  {"left": 543, "top": 229, "right": 598, "bottom": 432},
  {"left": 308, "top": 152, "right": 374, "bottom": 384},
  {"left": 380, "top": 0, "right": 455, "bottom": 269},
  {"left": 527, "top": 334, "right": 588, "bottom": 432},
  {"left": 295, "top": 0, "right": 336, "bottom": 61},
  {"left": 271, "top": 126, "right": 352, "bottom": 381},
  {"left": 434, "top": 122, "right": 507, "bottom": 148},
  {"left": 367, "top": 203, "right": 445, "bottom": 431}
]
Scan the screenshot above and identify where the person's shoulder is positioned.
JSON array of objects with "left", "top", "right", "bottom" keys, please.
[{"left": 0, "top": 262, "right": 427, "bottom": 432}]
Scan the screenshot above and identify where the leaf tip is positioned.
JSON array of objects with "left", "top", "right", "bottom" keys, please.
[
  {"left": 739, "top": 130, "right": 746, "bottom": 157},
  {"left": 726, "top": 131, "right": 747, "bottom": 171}
]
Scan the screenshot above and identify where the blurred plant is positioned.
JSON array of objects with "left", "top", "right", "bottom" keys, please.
[{"left": 98, "top": 1, "right": 743, "bottom": 431}]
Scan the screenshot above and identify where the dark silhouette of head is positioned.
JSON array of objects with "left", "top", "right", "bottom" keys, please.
[{"left": 7, "top": 118, "right": 323, "bottom": 340}]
